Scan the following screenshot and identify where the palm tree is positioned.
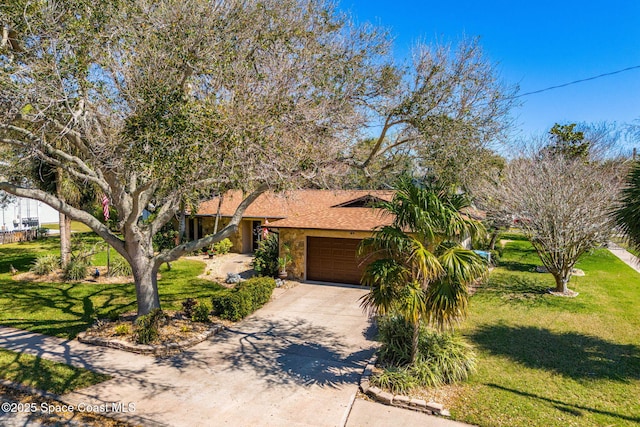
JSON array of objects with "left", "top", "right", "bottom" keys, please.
[
  {"left": 613, "top": 161, "right": 640, "bottom": 256},
  {"left": 359, "top": 177, "right": 486, "bottom": 364}
]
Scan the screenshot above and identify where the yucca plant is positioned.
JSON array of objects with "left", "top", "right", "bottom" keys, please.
[{"left": 31, "top": 254, "right": 60, "bottom": 275}]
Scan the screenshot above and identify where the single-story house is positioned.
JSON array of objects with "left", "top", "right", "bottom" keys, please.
[{"left": 190, "top": 190, "right": 395, "bottom": 284}]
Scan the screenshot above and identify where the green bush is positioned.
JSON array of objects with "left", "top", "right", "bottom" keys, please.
[
  {"left": 375, "top": 315, "right": 476, "bottom": 389},
  {"left": 213, "top": 238, "right": 233, "bottom": 255},
  {"left": 211, "top": 290, "right": 250, "bottom": 321},
  {"left": 252, "top": 233, "right": 279, "bottom": 277},
  {"left": 370, "top": 367, "right": 418, "bottom": 395},
  {"left": 107, "top": 256, "right": 133, "bottom": 277},
  {"left": 134, "top": 309, "right": 165, "bottom": 344},
  {"left": 192, "top": 301, "right": 211, "bottom": 323},
  {"left": 377, "top": 315, "right": 414, "bottom": 366},
  {"left": 418, "top": 330, "right": 476, "bottom": 384},
  {"left": 30, "top": 254, "right": 60, "bottom": 275},
  {"left": 63, "top": 258, "right": 89, "bottom": 281},
  {"left": 114, "top": 323, "right": 131, "bottom": 336},
  {"left": 182, "top": 298, "right": 198, "bottom": 318},
  {"left": 489, "top": 249, "right": 501, "bottom": 266},
  {"left": 211, "top": 277, "right": 276, "bottom": 321}
]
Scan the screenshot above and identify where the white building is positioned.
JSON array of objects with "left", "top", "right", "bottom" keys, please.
[{"left": 1, "top": 197, "right": 59, "bottom": 231}]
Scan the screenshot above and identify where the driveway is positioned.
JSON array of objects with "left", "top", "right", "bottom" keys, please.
[{"left": 1, "top": 283, "right": 377, "bottom": 426}]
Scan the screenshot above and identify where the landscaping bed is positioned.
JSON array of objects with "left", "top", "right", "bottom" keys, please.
[{"left": 77, "top": 310, "right": 227, "bottom": 356}]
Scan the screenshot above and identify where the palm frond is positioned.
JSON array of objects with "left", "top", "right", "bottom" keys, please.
[{"left": 613, "top": 162, "right": 640, "bottom": 255}]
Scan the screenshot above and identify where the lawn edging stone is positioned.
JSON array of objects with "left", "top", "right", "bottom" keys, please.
[
  {"left": 77, "top": 323, "right": 224, "bottom": 356},
  {"left": 359, "top": 353, "right": 450, "bottom": 417}
]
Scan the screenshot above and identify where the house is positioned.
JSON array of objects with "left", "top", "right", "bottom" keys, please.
[
  {"left": 1, "top": 196, "right": 59, "bottom": 231},
  {"left": 190, "top": 190, "right": 394, "bottom": 284}
]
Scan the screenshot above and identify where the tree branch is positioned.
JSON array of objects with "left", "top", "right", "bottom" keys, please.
[{"left": 156, "top": 184, "right": 269, "bottom": 264}]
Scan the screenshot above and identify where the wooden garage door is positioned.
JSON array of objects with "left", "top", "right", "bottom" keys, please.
[{"left": 307, "top": 237, "right": 363, "bottom": 284}]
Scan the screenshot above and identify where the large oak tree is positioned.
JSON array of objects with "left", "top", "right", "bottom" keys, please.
[{"left": 0, "top": 0, "right": 384, "bottom": 315}]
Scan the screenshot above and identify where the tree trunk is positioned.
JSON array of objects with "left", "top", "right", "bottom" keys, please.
[
  {"left": 59, "top": 211, "right": 72, "bottom": 267},
  {"left": 130, "top": 255, "right": 161, "bottom": 316},
  {"left": 488, "top": 230, "right": 499, "bottom": 251},
  {"left": 411, "top": 320, "right": 420, "bottom": 364},
  {"left": 553, "top": 272, "right": 569, "bottom": 294}
]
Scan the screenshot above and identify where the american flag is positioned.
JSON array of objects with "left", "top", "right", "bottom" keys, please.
[{"left": 101, "top": 194, "right": 110, "bottom": 221}]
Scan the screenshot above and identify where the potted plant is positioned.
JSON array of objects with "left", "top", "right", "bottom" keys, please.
[
  {"left": 277, "top": 255, "right": 291, "bottom": 279},
  {"left": 206, "top": 247, "right": 217, "bottom": 259}
]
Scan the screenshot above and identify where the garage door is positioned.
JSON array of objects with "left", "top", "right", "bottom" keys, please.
[{"left": 307, "top": 237, "right": 364, "bottom": 284}]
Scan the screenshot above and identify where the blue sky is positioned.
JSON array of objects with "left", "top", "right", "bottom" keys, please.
[{"left": 339, "top": 0, "right": 640, "bottom": 144}]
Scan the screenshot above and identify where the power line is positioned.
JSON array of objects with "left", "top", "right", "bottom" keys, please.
[{"left": 514, "top": 65, "right": 640, "bottom": 98}]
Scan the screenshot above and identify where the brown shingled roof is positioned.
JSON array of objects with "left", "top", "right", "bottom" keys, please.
[
  {"left": 195, "top": 189, "right": 394, "bottom": 232},
  {"left": 266, "top": 207, "right": 393, "bottom": 231},
  {"left": 196, "top": 190, "right": 393, "bottom": 218}
]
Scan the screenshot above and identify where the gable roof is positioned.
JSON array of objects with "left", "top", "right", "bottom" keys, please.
[{"left": 195, "top": 189, "right": 394, "bottom": 232}]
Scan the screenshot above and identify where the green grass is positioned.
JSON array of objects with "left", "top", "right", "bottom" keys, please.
[
  {"left": 0, "top": 235, "right": 222, "bottom": 338},
  {"left": 0, "top": 348, "right": 110, "bottom": 394},
  {"left": 41, "top": 221, "right": 93, "bottom": 233},
  {"left": 450, "top": 236, "right": 640, "bottom": 427}
]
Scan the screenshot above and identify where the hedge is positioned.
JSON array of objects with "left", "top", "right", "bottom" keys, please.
[{"left": 211, "top": 277, "right": 276, "bottom": 321}]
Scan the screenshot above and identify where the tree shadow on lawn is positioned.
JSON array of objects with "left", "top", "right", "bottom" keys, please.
[
  {"left": 0, "top": 247, "right": 39, "bottom": 273},
  {"left": 470, "top": 324, "right": 640, "bottom": 381},
  {"left": 486, "top": 383, "right": 640, "bottom": 424},
  {"left": 161, "top": 317, "right": 375, "bottom": 389},
  {"left": 0, "top": 282, "right": 137, "bottom": 339}
]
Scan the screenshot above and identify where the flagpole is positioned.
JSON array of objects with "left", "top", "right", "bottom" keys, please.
[{"left": 102, "top": 194, "right": 111, "bottom": 275}]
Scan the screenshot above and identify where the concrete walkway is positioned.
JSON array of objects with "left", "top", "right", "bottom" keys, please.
[
  {"left": 608, "top": 241, "right": 640, "bottom": 274},
  {"left": 0, "top": 283, "right": 470, "bottom": 427}
]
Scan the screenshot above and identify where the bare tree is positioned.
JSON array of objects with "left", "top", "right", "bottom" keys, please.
[
  {"left": 352, "top": 38, "right": 515, "bottom": 190},
  {"left": 0, "top": 0, "right": 384, "bottom": 315},
  {"left": 481, "top": 152, "right": 621, "bottom": 294}
]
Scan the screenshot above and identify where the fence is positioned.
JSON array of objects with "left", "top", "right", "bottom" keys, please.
[{"left": 0, "top": 229, "right": 38, "bottom": 245}]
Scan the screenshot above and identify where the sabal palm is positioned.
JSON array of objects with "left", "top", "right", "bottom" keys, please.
[
  {"left": 614, "top": 162, "right": 640, "bottom": 256},
  {"left": 359, "top": 177, "right": 486, "bottom": 363}
]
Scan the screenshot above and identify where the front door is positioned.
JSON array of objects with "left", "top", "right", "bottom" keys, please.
[{"left": 252, "top": 221, "right": 262, "bottom": 252}]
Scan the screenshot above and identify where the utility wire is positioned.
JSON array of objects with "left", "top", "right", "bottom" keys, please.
[{"left": 514, "top": 65, "right": 640, "bottom": 98}]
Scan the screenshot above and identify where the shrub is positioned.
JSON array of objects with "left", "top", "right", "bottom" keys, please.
[
  {"left": 377, "top": 315, "right": 414, "bottom": 366},
  {"left": 108, "top": 256, "right": 132, "bottom": 277},
  {"left": 252, "top": 233, "right": 279, "bottom": 277},
  {"left": 213, "top": 238, "right": 233, "bottom": 255},
  {"left": 63, "top": 258, "right": 89, "bottom": 281},
  {"left": 239, "top": 277, "right": 276, "bottom": 308},
  {"left": 192, "top": 301, "right": 211, "bottom": 323},
  {"left": 114, "top": 323, "right": 131, "bottom": 336},
  {"left": 375, "top": 315, "right": 477, "bottom": 388},
  {"left": 489, "top": 249, "right": 501, "bottom": 266},
  {"left": 134, "top": 309, "right": 165, "bottom": 344},
  {"left": 182, "top": 298, "right": 198, "bottom": 318},
  {"left": 370, "top": 367, "right": 417, "bottom": 395},
  {"left": 31, "top": 254, "right": 60, "bottom": 275},
  {"left": 211, "top": 277, "right": 276, "bottom": 321},
  {"left": 211, "top": 290, "right": 249, "bottom": 322},
  {"left": 418, "top": 330, "right": 476, "bottom": 384}
]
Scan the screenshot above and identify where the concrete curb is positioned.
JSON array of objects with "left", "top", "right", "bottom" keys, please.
[
  {"left": 77, "top": 323, "right": 225, "bottom": 356},
  {"left": 359, "top": 354, "right": 451, "bottom": 417}
]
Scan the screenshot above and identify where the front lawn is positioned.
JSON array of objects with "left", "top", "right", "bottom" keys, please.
[
  {"left": 450, "top": 235, "right": 640, "bottom": 427},
  {"left": 0, "top": 236, "right": 218, "bottom": 338},
  {"left": 0, "top": 348, "right": 110, "bottom": 395}
]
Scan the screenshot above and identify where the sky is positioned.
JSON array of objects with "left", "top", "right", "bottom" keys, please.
[{"left": 339, "top": 0, "right": 640, "bottom": 145}]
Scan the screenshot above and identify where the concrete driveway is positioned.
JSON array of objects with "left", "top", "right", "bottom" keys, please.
[{"left": 0, "top": 283, "right": 377, "bottom": 426}]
